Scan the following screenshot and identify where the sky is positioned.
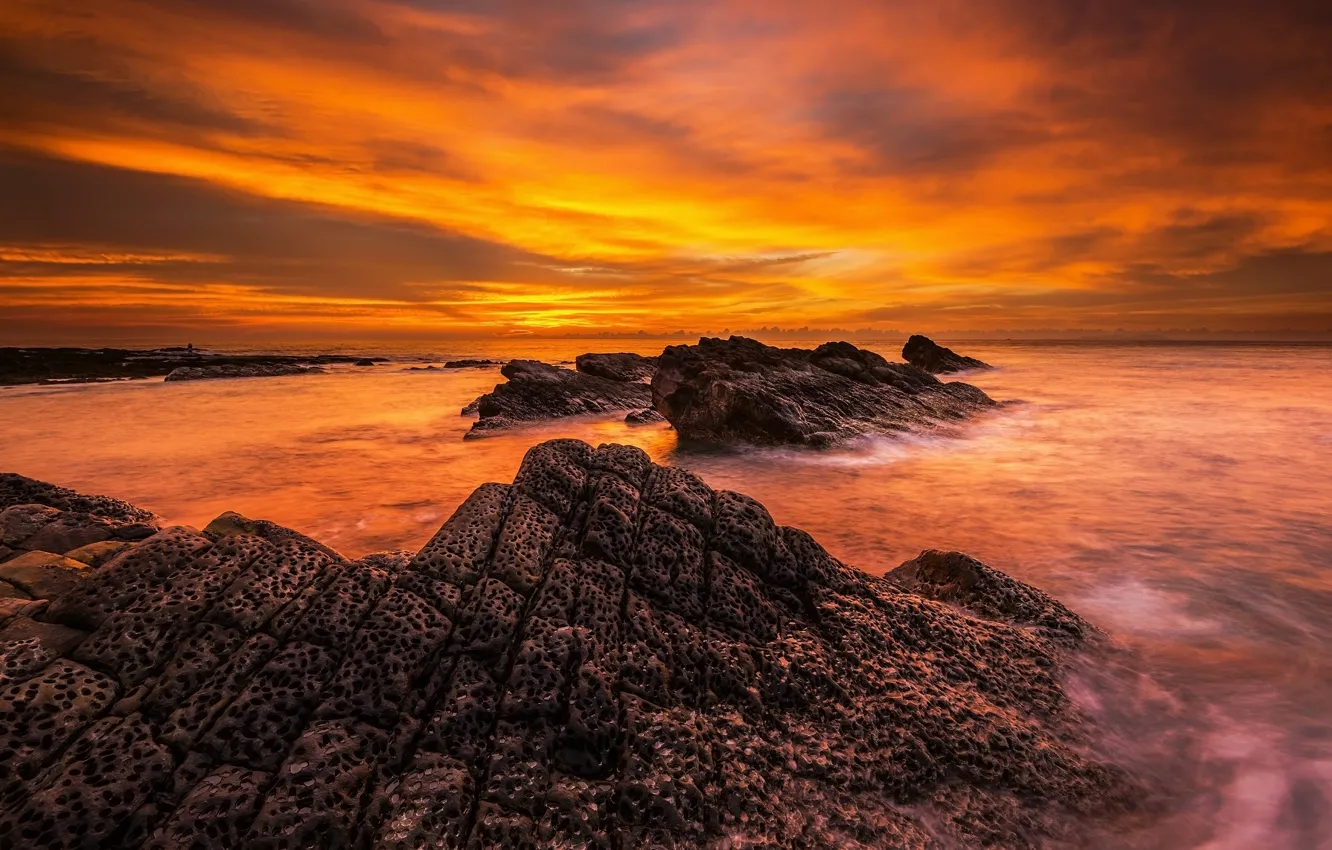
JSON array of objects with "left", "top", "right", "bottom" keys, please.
[{"left": 2, "top": 0, "right": 1330, "bottom": 342}]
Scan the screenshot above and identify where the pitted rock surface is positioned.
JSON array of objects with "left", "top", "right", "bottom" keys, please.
[
  {"left": 653, "top": 336, "right": 996, "bottom": 445},
  {"left": 902, "top": 334, "right": 991, "bottom": 374},
  {"left": 575, "top": 353, "right": 659, "bottom": 383},
  {"left": 0, "top": 442, "right": 1138, "bottom": 848},
  {"left": 466, "top": 361, "right": 652, "bottom": 436}
]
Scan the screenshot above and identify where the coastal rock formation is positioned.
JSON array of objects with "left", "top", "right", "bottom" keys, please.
[
  {"left": 0, "top": 348, "right": 384, "bottom": 386},
  {"left": 466, "top": 361, "right": 652, "bottom": 437},
  {"left": 902, "top": 335, "right": 991, "bottom": 374},
  {"left": 575, "top": 353, "right": 659, "bottom": 383},
  {"left": 444, "top": 360, "right": 502, "bottom": 369},
  {"left": 0, "top": 442, "right": 1137, "bottom": 848},
  {"left": 164, "top": 364, "right": 324, "bottom": 382},
  {"left": 652, "top": 336, "right": 996, "bottom": 445}
]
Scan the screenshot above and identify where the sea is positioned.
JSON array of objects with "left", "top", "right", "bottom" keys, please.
[{"left": 3, "top": 337, "right": 1331, "bottom": 848}]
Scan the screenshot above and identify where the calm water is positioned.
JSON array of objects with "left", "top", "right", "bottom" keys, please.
[{"left": 3, "top": 339, "right": 1331, "bottom": 848}]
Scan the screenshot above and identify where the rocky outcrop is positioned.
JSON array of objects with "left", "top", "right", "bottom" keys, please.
[
  {"left": 444, "top": 360, "right": 502, "bottom": 369},
  {"left": 0, "top": 348, "right": 385, "bottom": 386},
  {"left": 0, "top": 442, "right": 1139, "bottom": 849},
  {"left": 164, "top": 364, "right": 323, "bottom": 382},
  {"left": 466, "top": 361, "right": 652, "bottom": 436},
  {"left": 652, "top": 336, "right": 996, "bottom": 445},
  {"left": 902, "top": 335, "right": 991, "bottom": 374},
  {"left": 575, "top": 353, "right": 659, "bottom": 383}
]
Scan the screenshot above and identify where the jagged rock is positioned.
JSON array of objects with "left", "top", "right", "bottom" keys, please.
[
  {"left": 902, "top": 334, "right": 991, "bottom": 373},
  {"left": 466, "top": 361, "right": 652, "bottom": 437},
  {"left": 0, "top": 473, "right": 158, "bottom": 528},
  {"left": 444, "top": 359, "right": 502, "bottom": 369},
  {"left": 575, "top": 352, "right": 659, "bottom": 383},
  {"left": 0, "top": 443, "right": 1140, "bottom": 848},
  {"left": 652, "top": 336, "right": 996, "bottom": 445},
  {"left": 164, "top": 364, "right": 324, "bottom": 382},
  {"left": 624, "top": 408, "right": 666, "bottom": 425}
]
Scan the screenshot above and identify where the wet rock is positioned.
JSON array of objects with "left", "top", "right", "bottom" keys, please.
[
  {"left": 575, "top": 352, "right": 659, "bottom": 383},
  {"left": 164, "top": 364, "right": 324, "bottom": 381},
  {"left": 465, "top": 360, "right": 652, "bottom": 436},
  {"left": 624, "top": 408, "right": 666, "bottom": 425},
  {"left": 0, "top": 474, "right": 158, "bottom": 527},
  {"left": 355, "top": 359, "right": 379, "bottom": 367},
  {"left": 0, "top": 550, "right": 94, "bottom": 599},
  {"left": 444, "top": 359, "right": 502, "bottom": 369},
  {"left": 0, "top": 448, "right": 1139, "bottom": 848},
  {"left": 63, "top": 540, "right": 132, "bottom": 568},
  {"left": 902, "top": 334, "right": 991, "bottom": 373},
  {"left": 653, "top": 336, "right": 996, "bottom": 445}
]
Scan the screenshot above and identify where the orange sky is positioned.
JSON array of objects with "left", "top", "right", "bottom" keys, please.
[{"left": 2, "top": 0, "right": 1330, "bottom": 340}]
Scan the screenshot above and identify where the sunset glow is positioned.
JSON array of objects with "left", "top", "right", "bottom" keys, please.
[{"left": 3, "top": 0, "right": 1330, "bottom": 339}]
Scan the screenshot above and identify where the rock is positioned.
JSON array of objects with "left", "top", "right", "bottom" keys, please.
[
  {"left": 444, "top": 359, "right": 501, "bottom": 369},
  {"left": 888, "top": 549, "right": 1089, "bottom": 643},
  {"left": 0, "top": 580, "right": 28, "bottom": 599},
  {"left": 575, "top": 352, "right": 659, "bottom": 383},
  {"left": 164, "top": 364, "right": 324, "bottom": 381},
  {"left": 902, "top": 334, "right": 991, "bottom": 373},
  {"left": 354, "top": 359, "right": 378, "bottom": 367},
  {"left": 0, "top": 550, "right": 95, "bottom": 599},
  {"left": 0, "top": 442, "right": 1140, "bottom": 848},
  {"left": 0, "top": 473, "right": 157, "bottom": 526},
  {"left": 64, "top": 540, "right": 132, "bottom": 568},
  {"left": 0, "top": 505, "right": 61, "bottom": 546},
  {"left": 465, "top": 360, "right": 653, "bottom": 437},
  {"left": 624, "top": 408, "right": 666, "bottom": 425},
  {"left": 409, "top": 365, "right": 440, "bottom": 371},
  {"left": 0, "top": 347, "right": 388, "bottom": 385},
  {"left": 652, "top": 336, "right": 996, "bottom": 445},
  {"left": 460, "top": 398, "right": 481, "bottom": 416}
]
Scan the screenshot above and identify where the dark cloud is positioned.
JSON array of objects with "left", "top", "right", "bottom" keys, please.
[
  {"left": 0, "top": 151, "right": 559, "bottom": 299},
  {"left": 815, "top": 87, "right": 1049, "bottom": 174},
  {"left": 0, "top": 39, "right": 269, "bottom": 140}
]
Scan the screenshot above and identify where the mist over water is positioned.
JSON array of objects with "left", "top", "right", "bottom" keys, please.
[{"left": 3, "top": 339, "right": 1331, "bottom": 848}]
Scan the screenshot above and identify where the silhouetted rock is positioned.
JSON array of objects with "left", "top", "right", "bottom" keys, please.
[
  {"left": 0, "top": 348, "right": 384, "bottom": 386},
  {"left": 0, "top": 444, "right": 1139, "bottom": 848},
  {"left": 652, "top": 336, "right": 995, "bottom": 445},
  {"left": 624, "top": 408, "right": 666, "bottom": 425},
  {"left": 355, "top": 359, "right": 378, "bottom": 367},
  {"left": 443, "top": 359, "right": 502, "bottom": 369},
  {"left": 902, "top": 334, "right": 991, "bottom": 373},
  {"left": 466, "top": 361, "right": 652, "bottom": 437},
  {"left": 164, "top": 364, "right": 323, "bottom": 382},
  {"left": 575, "top": 352, "right": 659, "bottom": 383}
]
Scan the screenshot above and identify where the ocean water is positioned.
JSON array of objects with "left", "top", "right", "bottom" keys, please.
[{"left": 3, "top": 339, "right": 1331, "bottom": 847}]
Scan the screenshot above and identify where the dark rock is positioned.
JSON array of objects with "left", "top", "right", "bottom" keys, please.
[
  {"left": 0, "top": 473, "right": 159, "bottom": 527},
  {"left": 652, "top": 336, "right": 996, "bottom": 445},
  {"left": 624, "top": 408, "right": 666, "bottom": 425},
  {"left": 465, "top": 360, "right": 652, "bottom": 437},
  {"left": 575, "top": 352, "right": 659, "bottom": 383},
  {"left": 0, "top": 348, "right": 385, "bottom": 386},
  {"left": 355, "top": 359, "right": 379, "bottom": 367},
  {"left": 0, "top": 444, "right": 1140, "bottom": 848},
  {"left": 409, "top": 365, "right": 440, "bottom": 371},
  {"left": 902, "top": 334, "right": 991, "bottom": 373},
  {"left": 164, "top": 364, "right": 323, "bottom": 381},
  {"left": 444, "top": 359, "right": 501, "bottom": 369}
]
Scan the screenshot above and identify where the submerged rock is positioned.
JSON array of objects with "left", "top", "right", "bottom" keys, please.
[
  {"left": 466, "top": 360, "right": 652, "bottom": 436},
  {"left": 652, "top": 336, "right": 995, "bottom": 445},
  {"left": 444, "top": 359, "right": 502, "bottom": 369},
  {"left": 902, "top": 334, "right": 991, "bottom": 373},
  {"left": 624, "top": 408, "right": 666, "bottom": 425},
  {"left": 164, "top": 364, "right": 323, "bottom": 382},
  {"left": 0, "top": 442, "right": 1139, "bottom": 848},
  {"left": 574, "top": 352, "right": 659, "bottom": 383}
]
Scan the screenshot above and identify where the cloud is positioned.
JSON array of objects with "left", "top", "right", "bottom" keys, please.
[{"left": 0, "top": 0, "right": 1329, "bottom": 337}]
